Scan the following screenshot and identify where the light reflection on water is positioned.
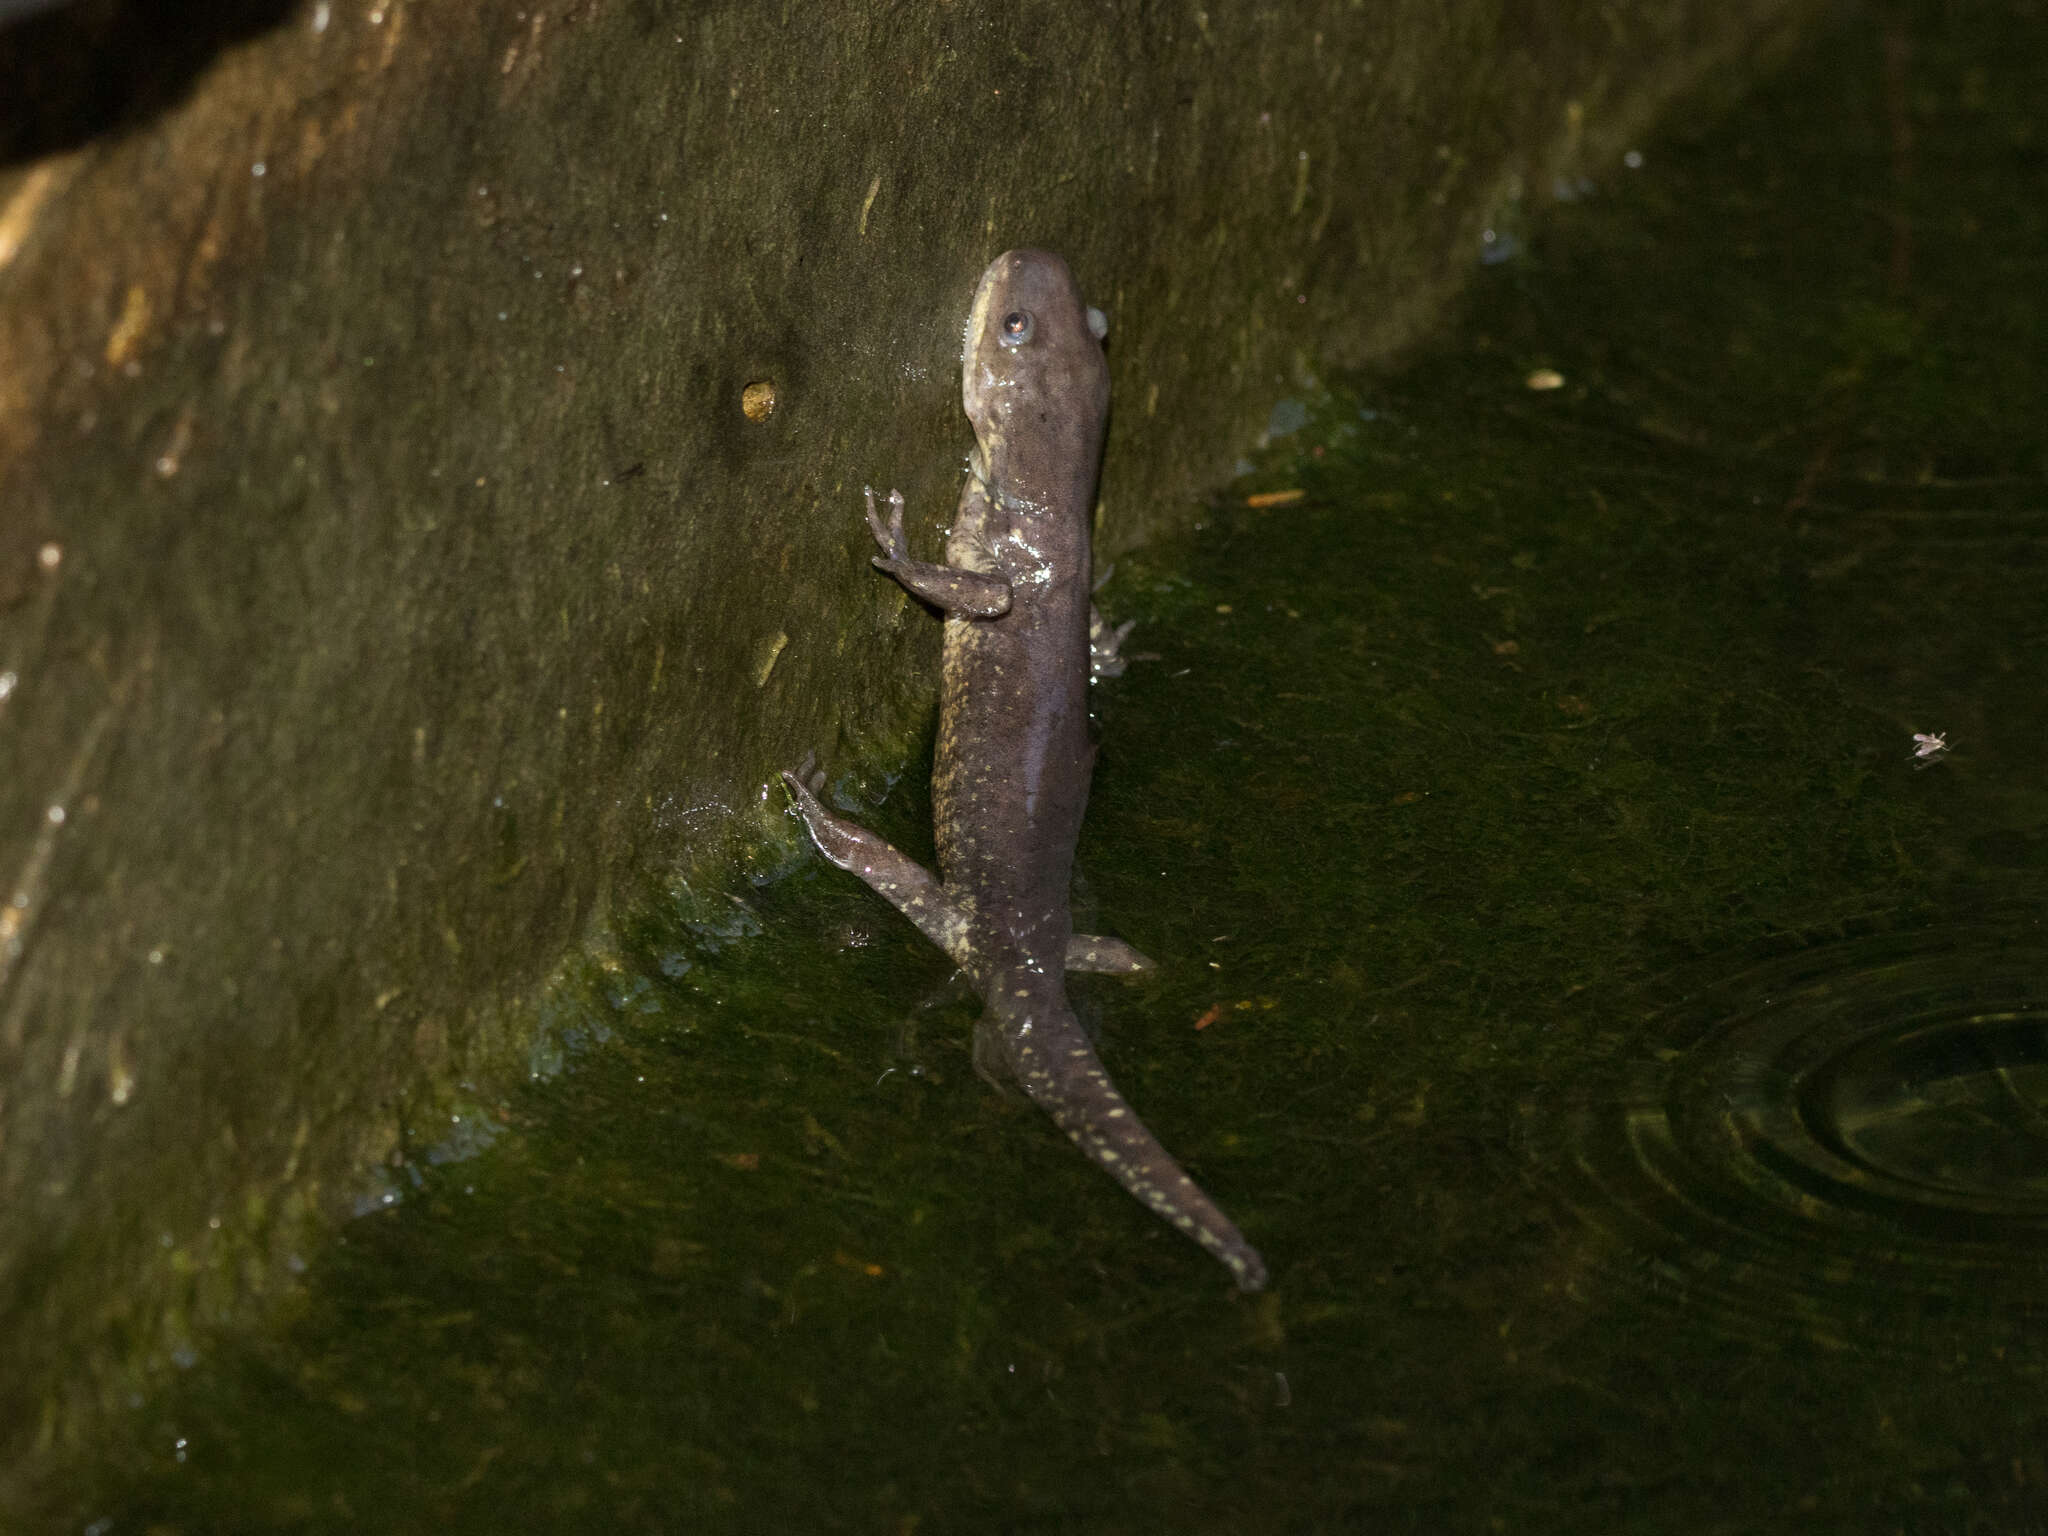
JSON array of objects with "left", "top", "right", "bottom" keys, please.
[{"left": 1548, "top": 909, "right": 2048, "bottom": 1361}]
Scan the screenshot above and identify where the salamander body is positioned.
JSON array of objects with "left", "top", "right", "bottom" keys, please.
[{"left": 782, "top": 249, "right": 1265, "bottom": 1291}]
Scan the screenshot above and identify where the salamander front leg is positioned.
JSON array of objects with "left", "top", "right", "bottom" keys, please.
[
  {"left": 865, "top": 488, "right": 1013, "bottom": 618},
  {"left": 1089, "top": 605, "right": 1136, "bottom": 681}
]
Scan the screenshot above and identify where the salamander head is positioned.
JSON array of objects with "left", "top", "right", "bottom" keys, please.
[{"left": 960, "top": 249, "right": 1110, "bottom": 513}]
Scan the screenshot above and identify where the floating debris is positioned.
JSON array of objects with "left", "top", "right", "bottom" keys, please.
[{"left": 1910, "top": 730, "right": 1950, "bottom": 767}]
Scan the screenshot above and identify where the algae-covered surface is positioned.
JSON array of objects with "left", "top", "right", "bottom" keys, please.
[{"left": 38, "top": 1, "right": 2048, "bottom": 1529}]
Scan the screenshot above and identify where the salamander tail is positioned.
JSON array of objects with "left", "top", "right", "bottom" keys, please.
[{"left": 983, "top": 984, "right": 1267, "bottom": 1292}]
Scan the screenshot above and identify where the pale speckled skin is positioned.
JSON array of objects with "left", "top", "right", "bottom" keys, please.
[{"left": 782, "top": 250, "right": 1266, "bottom": 1291}]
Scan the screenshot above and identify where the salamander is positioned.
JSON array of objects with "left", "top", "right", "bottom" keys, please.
[{"left": 781, "top": 249, "right": 1266, "bottom": 1291}]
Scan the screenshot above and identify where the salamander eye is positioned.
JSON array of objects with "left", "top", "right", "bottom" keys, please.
[{"left": 997, "top": 309, "right": 1035, "bottom": 347}]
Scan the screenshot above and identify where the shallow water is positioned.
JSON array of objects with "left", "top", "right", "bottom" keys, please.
[{"left": 42, "top": 1, "right": 2048, "bottom": 1530}]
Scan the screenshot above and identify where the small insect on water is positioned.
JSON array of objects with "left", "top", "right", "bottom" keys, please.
[{"left": 1911, "top": 731, "right": 1950, "bottom": 767}]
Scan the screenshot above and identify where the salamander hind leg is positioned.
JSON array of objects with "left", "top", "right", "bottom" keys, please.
[
  {"left": 970, "top": 1012, "right": 1023, "bottom": 1097},
  {"left": 779, "top": 771, "right": 973, "bottom": 968},
  {"left": 1066, "top": 934, "right": 1156, "bottom": 973}
]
